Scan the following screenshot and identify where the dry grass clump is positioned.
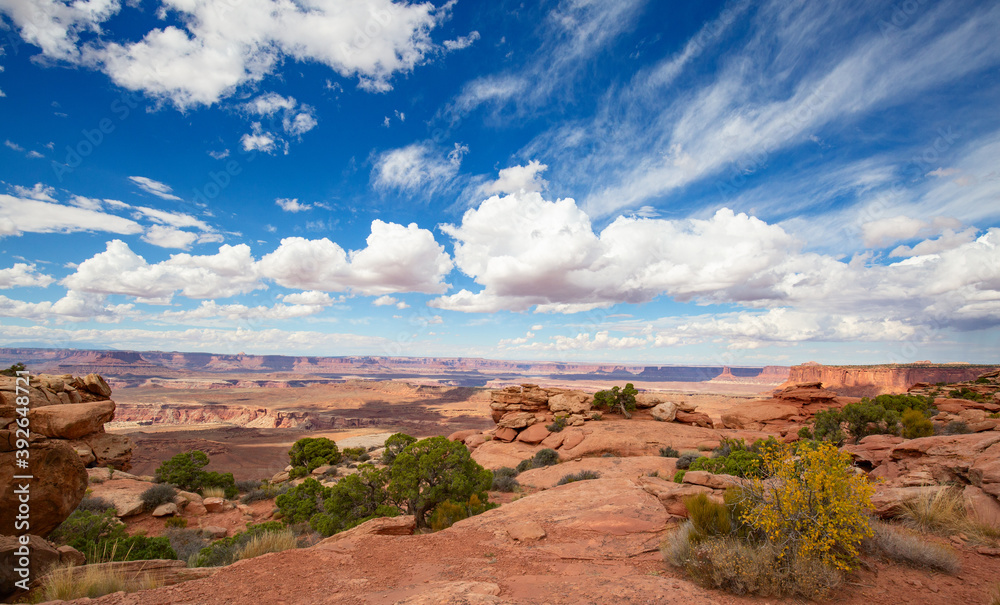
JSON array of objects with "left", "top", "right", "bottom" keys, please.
[
  {"left": 663, "top": 522, "right": 841, "bottom": 599},
  {"left": 865, "top": 520, "right": 960, "bottom": 573},
  {"left": 37, "top": 564, "right": 160, "bottom": 601},
  {"left": 235, "top": 529, "right": 298, "bottom": 561},
  {"left": 899, "top": 487, "right": 1000, "bottom": 543},
  {"left": 200, "top": 486, "right": 227, "bottom": 499}
]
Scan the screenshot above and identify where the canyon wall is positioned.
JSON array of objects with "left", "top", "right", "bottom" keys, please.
[
  {"left": 785, "top": 363, "right": 1000, "bottom": 396},
  {"left": 111, "top": 402, "right": 382, "bottom": 430}
]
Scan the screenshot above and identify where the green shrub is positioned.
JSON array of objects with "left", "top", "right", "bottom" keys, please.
[
  {"left": 310, "top": 464, "right": 398, "bottom": 536},
  {"left": 592, "top": 383, "right": 638, "bottom": 418},
  {"left": 939, "top": 420, "right": 971, "bottom": 435},
  {"left": 901, "top": 408, "right": 934, "bottom": 439},
  {"left": 811, "top": 408, "right": 845, "bottom": 445},
  {"left": 515, "top": 459, "right": 533, "bottom": 474},
  {"left": 688, "top": 449, "right": 762, "bottom": 479},
  {"left": 381, "top": 433, "right": 417, "bottom": 465},
  {"left": 673, "top": 470, "right": 686, "bottom": 483},
  {"left": 590, "top": 412, "right": 602, "bottom": 421},
  {"left": 241, "top": 484, "right": 280, "bottom": 504},
  {"left": 154, "top": 451, "right": 236, "bottom": 498},
  {"left": 660, "top": 445, "right": 679, "bottom": 458},
  {"left": 872, "top": 394, "right": 935, "bottom": 414},
  {"left": 491, "top": 468, "right": 520, "bottom": 492},
  {"left": 388, "top": 436, "right": 492, "bottom": 529},
  {"left": 842, "top": 400, "right": 900, "bottom": 442},
  {"left": 193, "top": 522, "right": 285, "bottom": 567},
  {"left": 50, "top": 509, "right": 176, "bottom": 563},
  {"left": 164, "top": 528, "right": 207, "bottom": 563},
  {"left": 140, "top": 484, "right": 177, "bottom": 512},
  {"left": 797, "top": 426, "right": 813, "bottom": 440},
  {"left": 674, "top": 452, "right": 702, "bottom": 470},
  {"left": 546, "top": 417, "right": 567, "bottom": 432},
  {"left": 342, "top": 446, "right": 368, "bottom": 461},
  {"left": 288, "top": 437, "right": 342, "bottom": 479},
  {"left": 684, "top": 493, "right": 731, "bottom": 543},
  {"left": 555, "top": 470, "right": 600, "bottom": 485},
  {"left": 164, "top": 517, "right": 187, "bottom": 529},
  {"left": 427, "top": 494, "right": 496, "bottom": 532},
  {"left": 949, "top": 387, "right": 987, "bottom": 402},
  {"left": 235, "top": 479, "right": 263, "bottom": 493},
  {"left": 532, "top": 448, "right": 560, "bottom": 467},
  {"left": 275, "top": 478, "right": 331, "bottom": 525}
]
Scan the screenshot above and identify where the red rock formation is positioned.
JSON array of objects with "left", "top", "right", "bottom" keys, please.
[
  {"left": 720, "top": 382, "right": 860, "bottom": 432},
  {"left": 784, "top": 363, "right": 1000, "bottom": 396}
]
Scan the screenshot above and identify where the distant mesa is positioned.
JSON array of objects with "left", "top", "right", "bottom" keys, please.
[
  {"left": 784, "top": 362, "right": 1000, "bottom": 396},
  {"left": 0, "top": 347, "right": 790, "bottom": 387}
]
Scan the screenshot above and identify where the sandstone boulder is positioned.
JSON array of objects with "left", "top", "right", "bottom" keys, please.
[
  {"left": 153, "top": 502, "right": 178, "bottom": 517},
  {"left": 674, "top": 410, "right": 713, "bottom": 428},
  {"left": 83, "top": 432, "right": 133, "bottom": 470},
  {"left": 517, "top": 456, "right": 676, "bottom": 490},
  {"left": 0, "top": 534, "right": 60, "bottom": 599},
  {"left": 515, "top": 423, "right": 550, "bottom": 445},
  {"left": 548, "top": 392, "right": 591, "bottom": 415},
  {"left": 57, "top": 544, "right": 86, "bottom": 567},
  {"left": 203, "top": 497, "right": 225, "bottom": 513},
  {"left": 497, "top": 411, "right": 536, "bottom": 429},
  {"left": 90, "top": 478, "right": 150, "bottom": 517},
  {"left": 682, "top": 471, "right": 739, "bottom": 490},
  {"left": 870, "top": 485, "right": 943, "bottom": 518},
  {"left": 83, "top": 373, "right": 113, "bottom": 397},
  {"left": 636, "top": 476, "right": 716, "bottom": 517},
  {"left": 506, "top": 521, "right": 546, "bottom": 541},
  {"left": 465, "top": 433, "right": 488, "bottom": 449},
  {"left": 0, "top": 439, "right": 87, "bottom": 537},
  {"left": 650, "top": 402, "right": 679, "bottom": 422},
  {"left": 448, "top": 429, "right": 481, "bottom": 443},
  {"left": 29, "top": 400, "right": 115, "bottom": 439},
  {"left": 66, "top": 439, "right": 97, "bottom": 466},
  {"left": 493, "top": 427, "right": 518, "bottom": 442},
  {"left": 890, "top": 433, "right": 1000, "bottom": 485},
  {"left": 964, "top": 485, "right": 1000, "bottom": 526}
]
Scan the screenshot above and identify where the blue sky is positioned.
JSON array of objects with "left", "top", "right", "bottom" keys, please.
[{"left": 0, "top": 0, "right": 998, "bottom": 365}]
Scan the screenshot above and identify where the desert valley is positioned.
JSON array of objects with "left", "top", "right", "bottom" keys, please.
[{"left": 3, "top": 349, "right": 1000, "bottom": 604}]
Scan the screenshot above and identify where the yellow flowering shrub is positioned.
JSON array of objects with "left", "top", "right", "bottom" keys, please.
[{"left": 739, "top": 441, "right": 874, "bottom": 571}]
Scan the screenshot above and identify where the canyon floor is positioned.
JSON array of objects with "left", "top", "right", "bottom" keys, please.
[{"left": 109, "top": 379, "right": 767, "bottom": 480}]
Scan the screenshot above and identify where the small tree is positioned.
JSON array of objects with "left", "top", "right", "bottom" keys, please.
[
  {"left": 592, "top": 383, "right": 638, "bottom": 419},
  {"left": 155, "top": 451, "right": 236, "bottom": 498},
  {"left": 312, "top": 464, "right": 399, "bottom": 536},
  {"left": 388, "top": 436, "right": 492, "bottom": 529},
  {"left": 381, "top": 433, "right": 417, "bottom": 465},
  {"left": 288, "top": 437, "right": 342, "bottom": 478},
  {"left": 0, "top": 362, "right": 26, "bottom": 376},
  {"left": 156, "top": 451, "right": 210, "bottom": 488}
]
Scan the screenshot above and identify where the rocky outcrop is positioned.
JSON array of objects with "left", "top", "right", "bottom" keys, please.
[
  {"left": 0, "top": 437, "right": 88, "bottom": 539},
  {"left": 0, "top": 373, "right": 130, "bottom": 543},
  {"left": 784, "top": 363, "right": 1000, "bottom": 397},
  {"left": 0, "top": 373, "right": 133, "bottom": 471},
  {"left": 482, "top": 384, "right": 707, "bottom": 446},
  {"left": 720, "top": 382, "right": 859, "bottom": 433}
]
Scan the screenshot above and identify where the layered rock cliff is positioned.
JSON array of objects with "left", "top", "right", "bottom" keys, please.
[{"left": 784, "top": 363, "right": 1000, "bottom": 396}]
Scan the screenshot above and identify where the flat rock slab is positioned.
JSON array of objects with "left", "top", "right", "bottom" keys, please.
[{"left": 517, "top": 456, "right": 677, "bottom": 489}]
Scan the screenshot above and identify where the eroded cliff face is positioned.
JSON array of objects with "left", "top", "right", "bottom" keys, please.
[
  {"left": 111, "top": 402, "right": 383, "bottom": 430},
  {"left": 785, "top": 364, "right": 1000, "bottom": 396}
]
